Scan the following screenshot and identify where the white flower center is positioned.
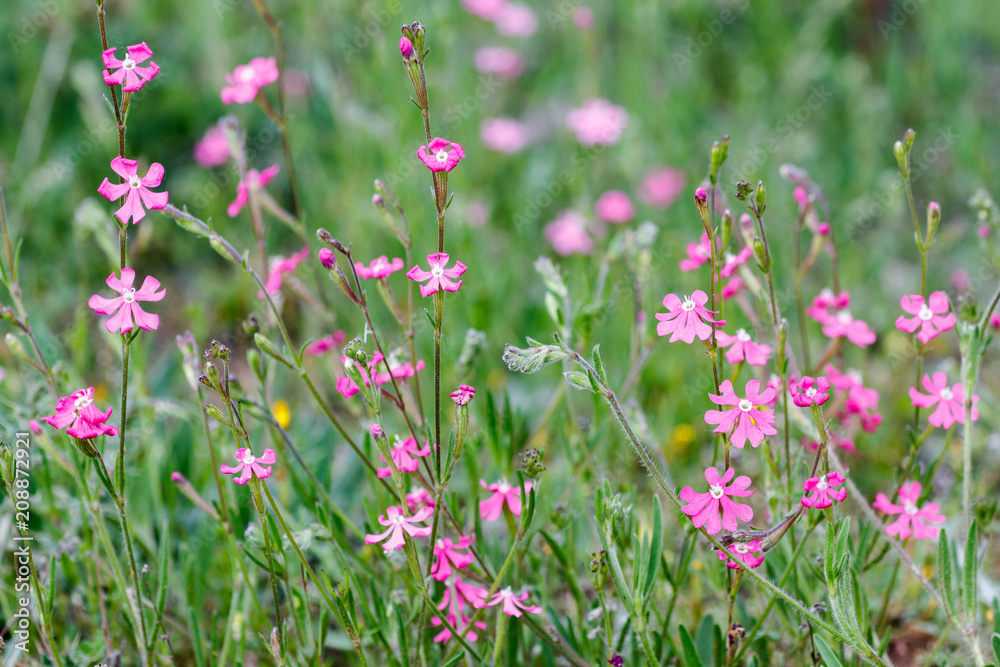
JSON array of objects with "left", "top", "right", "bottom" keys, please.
[
  {"left": 499, "top": 586, "right": 514, "bottom": 598},
  {"left": 241, "top": 451, "right": 256, "bottom": 465},
  {"left": 240, "top": 67, "right": 256, "bottom": 82},
  {"left": 806, "top": 387, "right": 817, "bottom": 397},
  {"left": 122, "top": 288, "right": 136, "bottom": 303},
  {"left": 73, "top": 395, "right": 93, "bottom": 413},
  {"left": 431, "top": 265, "right": 444, "bottom": 278},
  {"left": 436, "top": 539, "right": 445, "bottom": 548},
  {"left": 129, "top": 175, "right": 141, "bottom": 188},
  {"left": 738, "top": 399, "right": 754, "bottom": 412},
  {"left": 393, "top": 513, "right": 406, "bottom": 525},
  {"left": 681, "top": 297, "right": 696, "bottom": 312},
  {"left": 836, "top": 310, "right": 853, "bottom": 323},
  {"left": 736, "top": 329, "right": 751, "bottom": 342},
  {"left": 709, "top": 484, "right": 724, "bottom": 499},
  {"left": 848, "top": 370, "right": 863, "bottom": 384},
  {"left": 903, "top": 501, "right": 918, "bottom": 515},
  {"left": 123, "top": 57, "right": 136, "bottom": 70},
  {"left": 940, "top": 387, "right": 954, "bottom": 401},
  {"left": 917, "top": 304, "right": 934, "bottom": 321},
  {"left": 435, "top": 149, "right": 449, "bottom": 163},
  {"left": 497, "top": 481, "right": 511, "bottom": 494},
  {"left": 735, "top": 543, "right": 749, "bottom": 554},
  {"left": 816, "top": 476, "right": 828, "bottom": 491}
]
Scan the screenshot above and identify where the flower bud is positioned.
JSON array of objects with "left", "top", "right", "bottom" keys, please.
[
  {"left": 247, "top": 348, "right": 266, "bottom": 382},
  {"left": 926, "top": 201, "right": 941, "bottom": 245},
  {"left": 70, "top": 435, "right": 101, "bottom": 459},
  {"left": 29, "top": 420, "right": 41, "bottom": 436},
  {"left": 0, "top": 305, "right": 25, "bottom": 331},
  {"left": 318, "top": 248, "right": 336, "bottom": 269},
  {"left": 694, "top": 187, "right": 710, "bottom": 230},
  {"left": 270, "top": 628, "right": 282, "bottom": 665},
  {"left": 206, "top": 405, "right": 231, "bottom": 427},
  {"left": 502, "top": 340, "right": 570, "bottom": 374},
  {"left": 455, "top": 328, "right": 486, "bottom": 380},
  {"left": 372, "top": 192, "right": 406, "bottom": 244},
  {"left": 754, "top": 180, "right": 766, "bottom": 214},
  {"left": 370, "top": 423, "right": 383, "bottom": 438},
  {"left": 242, "top": 314, "right": 260, "bottom": 337},
  {"left": 210, "top": 234, "right": 243, "bottom": 266},
  {"left": 721, "top": 209, "right": 733, "bottom": 249},
  {"left": 255, "top": 333, "right": 296, "bottom": 369},
  {"left": 817, "top": 222, "right": 831, "bottom": 236},
  {"left": 518, "top": 448, "right": 547, "bottom": 480},
  {"left": 893, "top": 140, "right": 908, "bottom": 177},
  {"left": 453, "top": 405, "right": 469, "bottom": 461},
  {"left": 5, "top": 333, "right": 30, "bottom": 365},
  {"left": 739, "top": 213, "right": 755, "bottom": 247},
  {"left": 399, "top": 36, "right": 414, "bottom": 60},
  {"left": 753, "top": 237, "right": 769, "bottom": 272},
  {"left": 171, "top": 472, "right": 220, "bottom": 520},
  {"left": 904, "top": 128, "right": 916, "bottom": 151},
  {"left": 316, "top": 228, "right": 336, "bottom": 246},
  {"left": 534, "top": 256, "right": 568, "bottom": 298},
  {"left": 709, "top": 135, "right": 729, "bottom": 180},
  {"left": 201, "top": 361, "right": 224, "bottom": 395}
]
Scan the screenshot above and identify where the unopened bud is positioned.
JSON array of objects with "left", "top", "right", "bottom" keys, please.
[
  {"left": 893, "top": 141, "right": 908, "bottom": 177},
  {"left": 247, "top": 348, "right": 266, "bottom": 381},
  {"left": 694, "top": 187, "right": 710, "bottom": 230},
  {"left": 318, "top": 248, "right": 336, "bottom": 269},
  {"left": 316, "top": 228, "right": 335, "bottom": 246},
  {"left": 709, "top": 135, "right": 729, "bottom": 180},
  {"left": 904, "top": 128, "right": 916, "bottom": 151},
  {"left": 0, "top": 305, "right": 25, "bottom": 331},
  {"left": 29, "top": 420, "right": 41, "bottom": 435},
  {"left": 755, "top": 180, "right": 766, "bottom": 214},
  {"left": 242, "top": 314, "right": 260, "bottom": 337},
  {"left": 926, "top": 201, "right": 941, "bottom": 245},
  {"left": 721, "top": 209, "right": 733, "bottom": 249},
  {"left": 5, "top": 333, "right": 30, "bottom": 364},
  {"left": 210, "top": 235, "right": 243, "bottom": 265},
  {"left": 739, "top": 213, "right": 755, "bottom": 246},
  {"left": 817, "top": 222, "right": 831, "bottom": 236},
  {"left": 205, "top": 405, "right": 231, "bottom": 427},
  {"left": 399, "top": 36, "right": 414, "bottom": 59},
  {"left": 255, "top": 333, "right": 296, "bottom": 369},
  {"left": 201, "top": 361, "right": 224, "bottom": 395},
  {"left": 370, "top": 423, "right": 383, "bottom": 438},
  {"left": 753, "top": 237, "right": 769, "bottom": 272},
  {"left": 270, "top": 628, "right": 281, "bottom": 664},
  {"left": 171, "top": 472, "right": 220, "bottom": 520},
  {"left": 534, "top": 256, "right": 568, "bottom": 298}
]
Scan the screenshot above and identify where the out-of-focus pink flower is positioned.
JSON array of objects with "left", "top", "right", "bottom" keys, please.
[
  {"left": 465, "top": 200, "right": 490, "bottom": 227},
  {"left": 336, "top": 352, "right": 425, "bottom": 398},
  {"left": 790, "top": 376, "right": 830, "bottom": 407},
  {"left": 715, "top": 329, "right": 771, "bottom": 366},
  {"left": 407, "top": 253, "right": 467, "bottom": 297},
  {"left": 909, "top": 372, "right": 979, "bottom": 429},
  {"left": 826, "top": 365, "right": 882, "bottom": 432},
  {"left": 282, "top": 69, "right": 310, "bottom": 96},
  {"left": 679, "top": 466, "right": 754, "bottom": 534},
  {"left": 88, "top": 268, "right": 165, "bottom": 334},
  {"left": 544, "top": 210, "right": 593, "bottom": 256},
  {"left": 450, "top": 385, "right": 476, "bottom": 406},
  {"left": 259, "top": 247, "right": 310, "bottom": 297},
  {"left": 480, "top": 479, "right": 532, "bottom": 521},
  {"left": 717, "top": 539, "right": 764, "bottom": 570},
  {"left": 896, "top": 292, "right": 956, "bottom": 344},
  {"left": 418, "top": 138, "right": 466, "bottom": 173},
  {"left": 640, "top": 167, "right": 685, "bottom": 209},
  {"left": 228, "top": 164, "right": 280, "bottom": 217},
  {"left": 431, "top": 536, "right": 475, "bottom": 581},
  {"left": 365, "top": 506, "right": 434, "bottom": 552},
  {"left": 376, "top": 436, "right": 432, "bottom": 478},
  {"left": 318, "top": 248, "right": 336, "bottom": 269},
  {"left": 461, "top": 0, "right": 506, "bottom": 20},
  {"left": 221, "top": 57, "right": 278, "bottom": 105},
  {"left": 432, "top": 576, "right": 488, "bottom": 644},
  {"left": 194, "top": 122, "right": 231, "bottom": 168},
  {"left": 29, "top": 420, "right": 41, "bottom": 435},
  {"left": 482, "top": 587, "right": 542, "bottom": 617},
  {"left": 566, "top": 98, "right": 628, "bottom": 146},
  {"left": 873, "top": 482, "right": 945, "bottom": 541},
  {"left": 97, "top": 157, "right": 168, "bottom": 225},
  {"left": 355, "top": 256, "right": 404, "bottom": 279},
  {"left": 102, "top": 42, "right": 159, "bottom": 92},
  {"left": 979, "top": 224, "right": 992, "bottom": 239},
  {"left": 765, "top": 374, "right": 783, "bottom": 406},
  {"left": 573, "top": 6, "right": 594, "bottom": 29},
  {"left": 720, "top": 247, "right": 753, "bottom": 278},
  {"left": 41, "top": 387, "right": 118, "bottom": 440},
  {"left": 493, "top": 3, "right": 538, "bottom": 36},
  {"left": 806, "top": 289, "right": 850, "bottom": 322},
  {"left": 793, "top": 186, "right": 810, "bottom": 211},
  {"left": 655, "top": 290, "right": 723, "bottom": 343},
  {"left": 481, "top": 118, "right": 528, "bottom": 153},
  {"left": 594, "top": 190, "right": 634, "bottom": 224},
  {"left": 722, "top": 276, "right": 745, "bottom": 301},
  {"left": 822, "top": 310, "right": 877, "bottom": 347},
  {"left": 220, "top": 448, "right": 276, "bottom": 485},
  {"left": 679, "top": 232, "right": 711, "bottom": 272},
  {"left": 705, "top": 380, "right": 777, "bottom": 449},
  {"left": 304, "top": 331, "right": 346, "bottom": 356},
  {"left": 800, "top": 472, "right": 847, "bottom": 509},
  {"left": 473, "top": 47, "right": 525, "bottom": 78},
  {"left": 991, "top": 313, "right": 1000, "bottom": 330},
  {"left": 952, "top": 269, "right": 970, "bottom": 292},
  {"left": 406, "top": 487, "right": 436, "bottom": 511},
  {"left": 817, "top": 222, "right": 831, "bottom": 236}
]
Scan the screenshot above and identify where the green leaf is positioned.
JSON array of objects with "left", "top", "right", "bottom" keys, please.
[
  {"left": 965, "top": 519, "right": 979, "bottom": 621},
  {"left": 643, "top": 495, "right": 663, "bottom": 603},
  {"left": 939, "top": 528, "right": 956, "bottom": 616},
  {"left": 814, "top": 635, "right": 845, "bottom": 667},
  {"left": 591, "top": 344, "right": 609, "bottom": 387},
  {"left": 991, "top": 632, "right": 1000, "bottom": 663},
  {"left": 564, "top": 370, "right": 595, "bottom": 392},
  {"left": 679, "top": 624, "right": 704, "bottom": 667}
]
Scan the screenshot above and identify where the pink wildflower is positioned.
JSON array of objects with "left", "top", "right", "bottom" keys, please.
[
  {"left": 764, "top": 375, "right": 783, "bottom": 406},
  {"left": 790, "top": 376, "right": 831, "bottom": 407},
  {"left": 432, "top": 576, "right": 488, "bottom": 643},
  {"left": 715, "top": 329, "right": 771, "bottom": 366},
  {"left": 450, "top": 385, "right": 476, "bottom": 406},
  {"left": 259, "top": 246, "right": 310, "bottom": 297},
  {"left": 991, "top": 314, "right": 1000, "bottom": 330},
  {"left": 806, "top": 289, "right": 850, "bottom": 322},
  {"left": 822, "top": 310, "right": 876, "bottom": 347},
  {"left": 800, "top": 472, "right": 847, "bottom": 509},
  {"left": 482, "top": 587, "right": 542, "bottom": 617},
  {"left": 566, "top": 98, "right": 628, "bottom": 146},
  {"left": 406, "top": 487, "right": 436, "bottom": 512},
  {"left": 909, "top": 372, "right": 979, "bottom": 429},
  {"left": 493, "top": 3, "right": 538, "bottom": 36},
  {"left": 825, "top": 365, "right": 881, "bottom": 431},
  {"left": 573, "top": 6, "right": 594, "bottom": 29},
  {"left": 29, "top": 420, "right": 42, "bottom": 435},
  {"left": 219, "top": 448, "right": 276, "bottom": 485},
  {"left": 720, "top": 246, "right": 753, "bottom": 278},
  {"left": 594, "top": 190, "right": 635, "bottom": 224},
  {"left": 364, "top": 505, "right": 433, "bottom": 552},
  {"left": 418, "top": 138, "right": 466, "bottom": 173},
  {"left": 194, "top": 122, "right": 231, "bottom": 168},
  {"left": 461, "top": 0, "right": 506, "bottom": 20},
  {"left": 655, "top": 290, "right": 723, "bottom": 344},
  {"left": 41, "top": 387, "right": 118, "bottom": 440},
  {"left": 88, "top": 268, "right": 165, "bottom": 334},
  {"left": 102, "top": 42, "right": 159, "bottom": 92},
  {"left": 318, "top": 248, "right": 336, "bottom": 269},
  {"left": 679, "top": 466, "right": 754, "bottom": 534},
  {"left": 431, "top": 536, "right": 476, "bottom": 581},
  {"left": 639, "top": 167, "right": 685, "bottom": 209},
  {"left": 895, "top": 292, "right": 956, "bottom": 344},
  {"left": 704, "top": 380, "right": 777, "bottom": 449},
  {"left": 372, "top": 358, "right": 425, "bottom": 385},
  {"left": 480, "top": 118, "right": 529, "bottom": 153},
  {"left": 97, "top": 157, "right": 168, "bottom": 225},
  {"left": 228, "top": 164, "right": 280, "bottom": 217},
  {"left": 407, "top": 253, "right": 467, "bottom": 297},
  {"left": 873, "top": 482, "right": 945, "bottom": 541},
  {"left": 221, "top": 57, "right": 279, "bottom": 105},
  {"left": 376, "top": 437, "right": 432, "bottom": 478},
  {"left": 722, "top": 276, "right": 745, "bottom": 301},
  {"left": 304, "top": 331, "right": 347, "bottom": 356},
  {"left": 480, "top": 479, "right": 533, "bottom": 521},
  {"left": 473, "top": 47, "right": 525, "bottom": 78},
  {"left": 355, "top": 256, "right": 404, "bottom": 279},
  {"left": 679, "top": 232, "right": 712, "bottom": 272},
  {"left": 717, "top": 540, "right": 765, "bottom": 570},
  {"left": 544, "top": 210, "right": 593, "bottom": 256}
]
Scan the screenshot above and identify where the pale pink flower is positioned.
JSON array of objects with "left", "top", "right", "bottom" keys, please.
[
  {"left": 790, "top": 376, "right": 830, "bottom": 407},
  {"left": 704, "top": 380, "right": 777, "bottom": 449},
  {"left": 480, "top": 118, "right": 528, "bottom": 153},
  {"left": 417, "top": 138, "right": 466, "bottom": 173},
  {"left": 431, "top": 536, "right": 475, "bottom": 581},
  {"left": 764, "top": 374, "right": 783, "bottom": 406},
  {"left": 679, "top": 232, "right": 711, "bottom": 272},
  {"left": 951, "top": 269, "right": 970, "bottom": 291},
  {"left": 639, "top": 167, "right": 685, "bottom": 209},
  {"left": 720, "top": 246, "right": 753, "bottom": 278},
  {"left": 407, "top": 253, "right": 467, "bottom": 297},
  {"left": 194, "top": 122, "right": 231, "bottom": 168},
  {"left": 822, "top": 310, "right": 876, "bottom": 347},
  {"left": 304, "top": 331, "right": 347, "bottom": 356},
  {"left": 432, "top": 611, "right": 486, "bottom": 644},
  {"left": 364, "top": 505, "right": 433, "bottom": 552},
  {"left": 655, "top": 290, "right": 723, "bottom": 343},
  {"left": 29, "top": 420, "right": 41, "bottom": 435},
  {"left": 259, "top": 246, "right": 310, "bottom": 297},
  {"left": 41, "top": 387, "right": 118, "bottom": 440},
  {"left": 573, "top": 6, "right": 594, "bottom": 29},
  {"left": 806, "top": 289, "right": 851, "bottom": 323},
  {"left": 873, "top": 482, "right": 945, "bottom": 541},
  {"left": 221, "top": 57, "right": 278, "bottom": 104},
  {"left": 544, "top": 210, "right": 593, "bottom": 256},
  {"left": 493, "top": 4, "right": 538, "bottom": 36},
  {"left": 377, "top": 437, "right": 432, "bottom": 478},
  {"left": 909, "top": 372, "right": 979, "bottom": 429},
  {"left": 717, "top": 539, "right": 764, "bottom": 570},
  {"left": 88, "top": 268, "right": 165, "bottom": 334},
  {"left": 895, "top": 292, "right": 956, "bottom": 344},
  {"left": 406, "top": 487, "right": 436, "bottom": 512},
  {"left": 825, "top": 365, "right": 881, "bottom": 431},
  {"left": 679, "top": 466, "right": 754, "bottom": 534},
  {"left": 566, "top": 98, "right": 628, "bottom": 146},
  {"left": 722, "top": 276, "right": 745, "bottom": 301},
  {"left": 432, "top": 576, "right": 488, "bottom": 643},
  {"left": 480, "top": 479, "right": 533, "bottom": 521},
  {"left": 228, "top": 164, "right": 280, "bottom": 217},
  {"left": 715, "top": 329, "right": 771, "bottom": 366},
  {"left": 97, "top": 157, "right": 168, "bottom": 225},
  {"left": 461, "top": 0, "right": 506, "bottom": 20},
  {"left": 473, "top": 47, "right": 525, "bottom": 79},
  {"left": 355, "top": 256, "right": 404, "bottom": 279},
  {"left": 102, "top": 42, "right": 160, "bottom": 92},
  {"left": 482, "top": 587, "right": 542, "bottom": 617},
  {"left": 450, "top": 385, "right": 476, "bottom": 406},
  {"left": 594, "top": 190, "right": 634, "bottom": 224},
  {"left": 220, "top": 448, "right": 276, "bottom": 485}
]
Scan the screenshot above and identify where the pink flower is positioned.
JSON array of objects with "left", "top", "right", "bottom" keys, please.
[
  {"left": 406, "top": 487, "right": 436, "bottom": 512},
  {"left": 873, "top": 482, "right": 945, "bottom": 541},
  {"left": 679, "top": 466, "right": 754, "bottom": 534},
  {"left": 355, "top": 256, "right": 404, "bottom": 279},
  {"left": 219, "top": 448, "right": 277, "bottom": 485},
  {"left": 493, "top": 3, "right": 538, "bottom": 36},
  {"left": 336, "top": 352, "right": 424, "bottom": 398},
  {"left": 826, "top": 365, "right": 881, "bottom": 431},
  {"left": 259, "top": 246, "right": 310, "bottom": 297},
  {"left": 679, "top": 232, "right": 711, "bottom": 272},
  {"left": 41, "top": 387, "right": 118, "bottom": 440},
  {"left": 29, "top": 420, "right": 41, "bottom": 435},
  {"left": 480, "top": 479, "right": 533, "bottom": 521},
  {"left": 399, "top": 37, "right": 414, "bottom": 59},
  {"left": 372, "top": 357, "right": 425, "bottom": 385},
  {"left": 704, "top": 380, "right": 777, "bottom": 449},
  {"left": 544, "top": 210, "right": 593, "bottom": 256},
  {"left": 461, "top": 0, "right": 506, "bottom": 20},
  {"left": 722, "top": 276, "right": 745, "bottom": 301},
  {"left": 431, "top": 536, "right": 475, "bottom": 581},
  {"left": 377, "top": 437, "right": 432, "bottom": 478},
  {"left": 88, "top": 268, "right": 165, "bottom": 334},
  {"left": 364, "top": 505, "right": 433, "bottom": 552},
  {"left": 720, "top": 247, "right": 753, "bottom": 278},
  {"left": 228, "top": 164, "right": 280, "bottom": 217},
  {"left": 895, "top": 292, "right": 956, "bottom": 344},
  {"left": 102, "top": 42, "right": 160, "bottom": 92},
  {"left": 417, "top": 138, "right": 466, "bottom": 173},
  {"left": 566, "top": 99, "right": 628, "bottom": 146},
  {"left": 991, "top": 314, "right": 1000, "bottom": 330},
  {"left": 573, "top": 6, "right": 594, "bottom": 29},
  {"left": 194, "top": 122, "right": 231, "bottom": 168},
  {"left": 715, "top": 329, "right": 771, "bottom": 366},
  {"left": 450, "top": 385, "right": 476, "bottom": 406},
  {"left": 221, "top": 57, "right": 279, "bottom": 105},
  {"left": 655, "top": 290, "right": 723, "bottom": 344},
  {"left": 717, "top": 539, "right": 765, "bottom": 570},
  {"left": 800, "top": 472, "right": 847, "bottom": 509},
  {"left": 432, "top": 576, "right": 488, "bottom": 643},
  {"left": 790, "top": 376, "right": 830, "bottom": 407},
  {"left": 304, "top": 331, "right": 347, "bottom": 356},
  {"left": 97, "top": 157, "right": 168, "bottom": 225},
  {"left": 594, "top": 190, "right": 634, "bottom": 224},
  {"left": 822, "top": 310, "right": 876, "bottom": 347},
  {"left": 318, "top": 248, "right": 336, "bottom": 269},
  {"left": 640, "top": 167, "right": 685, "bottom": 209},
  {"left": 482, "top": 587, "right": 542, "bottom": 617},
  {"left": 473, "top": 47, "right": 525, "bottom": 79},
  {"left": 909, "top": 372, "right": 979, "bottom": 429},
  {"left": 407, "top": 253, "right": 467, "bottom": 297},
  {"left": 480, "top": 118, "right": 528, "bottom": 153},
  {"left": 806, "top": 289, "right": 850, "bottom": 323},
  {"left": 764, "top": 374, "right": 783, "bottom": 406}
]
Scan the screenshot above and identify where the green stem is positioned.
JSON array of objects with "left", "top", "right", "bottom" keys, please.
[{"left": 250, "top": 479, "right": 285, "bottom": 663}]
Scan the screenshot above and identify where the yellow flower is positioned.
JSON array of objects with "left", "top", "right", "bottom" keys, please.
[
  {"left": 671, "top": 424, "right": 695, "bottom": 454},
  {"left": 272, "top": 399, "right": 291, "bottom": 429}
]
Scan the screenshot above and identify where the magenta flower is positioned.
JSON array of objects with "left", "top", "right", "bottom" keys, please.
[
  {"left": 432, "top": 576, "right": 488, "bottom": 643},
  {"left": 595, "top": 190, "right": 634, "bottom": 223},
  {"left": 909, "top": 372, "right": 979, "bottom": 429},
  {"left": 221, "top": 57, "right": 279, "bottom": 105},
  {"left": 480, "top": 479, "right": 533, "bottom": 521},
  {"left": 873, "top": 482, "right": 945, "bottom": 541},
  {"left": 544, "top": 210, "right": 594, "bottom": 256},
  {"left": 407, "top": 253, "right": 467, "bottom": 297},
  {"left": 715, "top": 329, "right": 771, "bottom": 366},
  {"left": 376, "top": 437, "right": 432, "bottom": 478},
  {"left": 228, "top": 164, "right": 280, "bottom": 217},
  {"left": 720, "top": 246, "right": 753, "bottom": 278},
  {"left": 406, "top": 487, "right": 435, "bottom": 512},
  {"left": 336, "top": 352, "right": 424, "bottom": 398},
  {"left": 418, "top": 138, "right": 466, "bottom": 173},
  {"left": 220, "top": 448, "right": 276, "bottom": 485},
  {"left": 461, "top": 0, "right": 506, "bottom": 19},
  {"left": 318, "top": 248, "right": 336, "bottom": 269},
  {"left": 481, "top": 118, "right": 529, "bottom": 153},
  {"left": 194, "top": 122, "right": 231, "bottom": 168},
  {"left": 355, "top": 256, "right": 404, "bottom": 280},
  {"left": 722, "top": 276, "right": 745, "bottom": 301},
  {"left": 679, "top": 232, "right": 712, "bottom": 272},
  {"left": 826, "top": 365, "right": 882, "bottom": 432},
  {"left": 399, "top": 37, "right": 414, "bottom": 58},
  {"left": 655, "top": 290, "right": 723, "bottom": 343},
  {"left": 259, "top": 246, "right": 310, "bottom": 297},
  {"left": 895, "top": 292, "right": 956, "bottom": 344},
  {"left": 102, "top": 42, "right": 160, "bottom": 92},
  {"left": 640, "top": 167, "right": 685, "bottom": 209},
  {"left": 493, "top": 3, "right": 538, "bottom": 37},
  {"left": 791, "top": 376, "right": 831, "bottom": 407},
  {"left": 717, "top": 540, "right": 765, "bottom": 570},
  {"left": 97, "top": 157, "right": 168, "bottom": 225},
  {"left": 806, "top": 289, "right": 850, "bottom": 322},
  {"left": 372, "top": 357, "right": 425, "bottom": 385},
  {"left": 473, "top": 47, "right": 525, "bottom": 79},
  {"left": 822, "top": 310, "right": 876, "bottom": 347},
  {"left": 704, "top": 380, "right": 777, "bottom": 449},
  {"left": 41, "top": 387, "right": 118, "bottom": 440},
  {"left": 364, "top": 505, "right": 434, "bottom": 552},
  {"left": 304, "top": 331, "right": 347, "bottom": 356},
  {"left": 566, "top": 98, "right": 628, "bottom": 146},
  {"left": 450, "top": 385, "right": 476, "bottom": 406},
  {"left": 88, "top": 268, "right": 165, "bottom": 334},
  {"left": 679, "top": 466, "right": 754, "bottom": 534},
  {"left": 431, "top": 536, "right": 475, "bottom": 581},
  {"left": 482, "top": 587, "right": 542, "bottom": 617},
  {"left": 800, "top": 472, "right": 847, "bottom": 509}
]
